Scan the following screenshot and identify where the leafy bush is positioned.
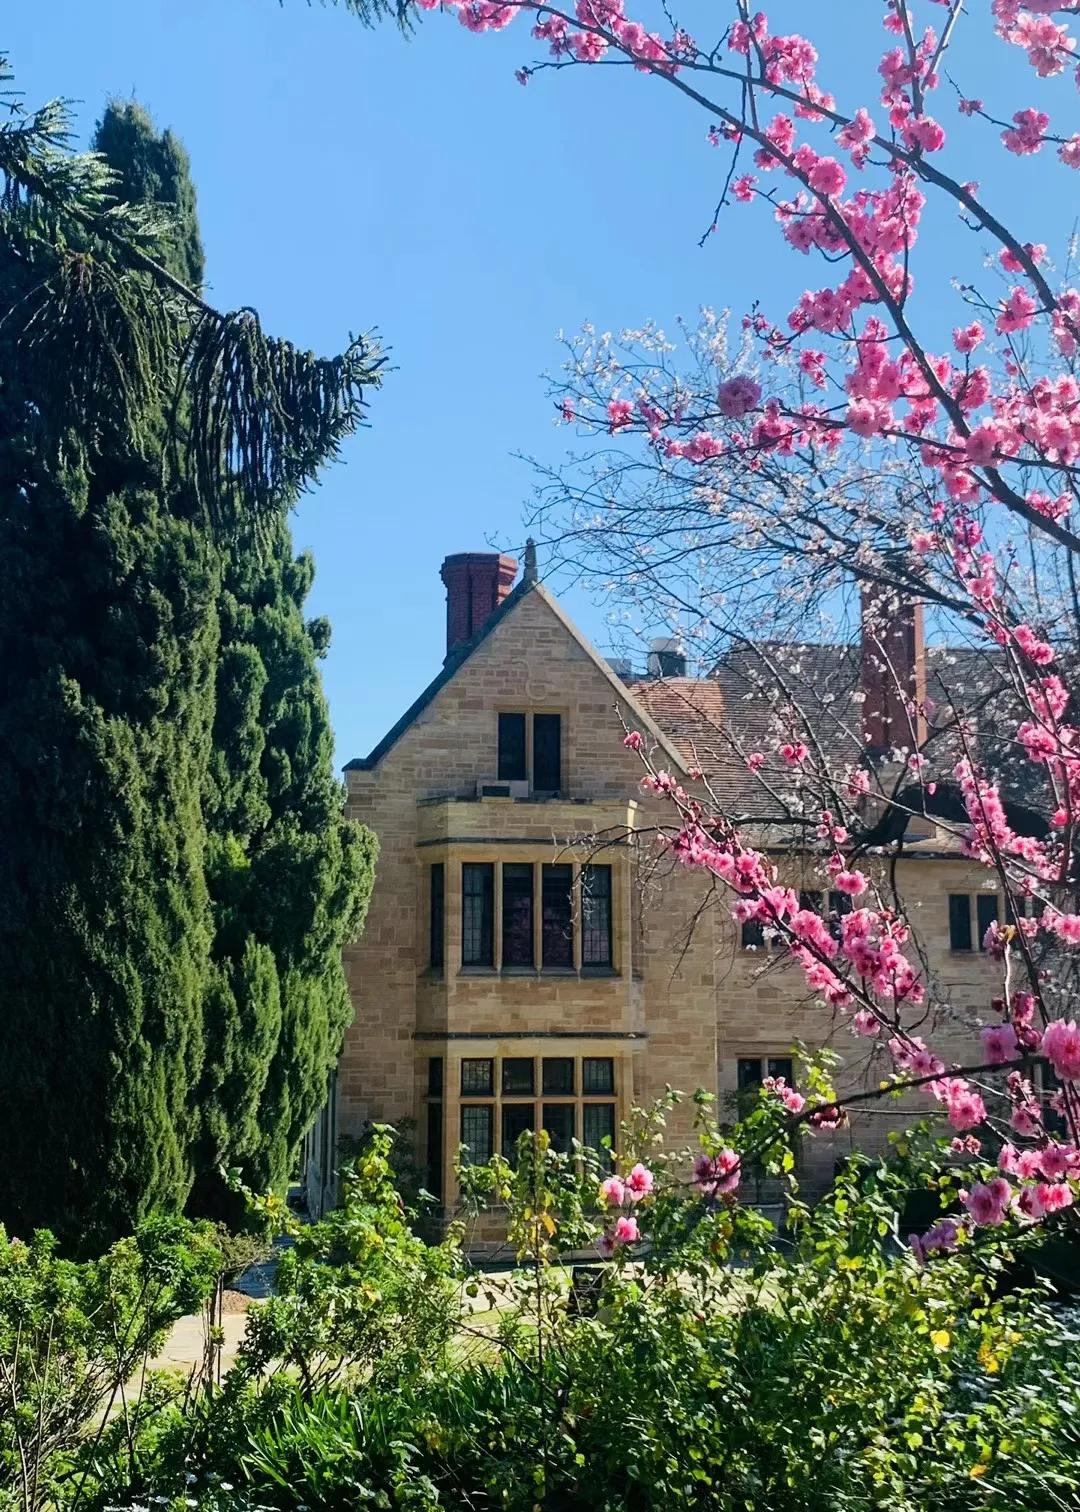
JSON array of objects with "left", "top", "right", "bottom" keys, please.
[
  {"left": 0, "top": 1217, "right": 223, "bottom": 1511},
  {"left": 87, "top": 1111, "right": 1080, "bottom": 1512}
]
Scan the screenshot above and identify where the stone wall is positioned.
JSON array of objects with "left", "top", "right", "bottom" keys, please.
[{"left": 334, "top": 582, "right": 1003, "bottom": 1219}]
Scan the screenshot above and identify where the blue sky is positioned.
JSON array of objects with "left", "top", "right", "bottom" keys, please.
[{"left": 7, "top": 1, "right": 1069, "bottom": 762}]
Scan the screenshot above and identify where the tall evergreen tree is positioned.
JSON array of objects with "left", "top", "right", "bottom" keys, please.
[{"left": 0, "top": 82, "right": 376, "bottom": 1248}]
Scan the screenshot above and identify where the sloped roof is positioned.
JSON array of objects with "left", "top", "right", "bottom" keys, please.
[
  {"left": 345, "top": 578, "right": 688, "bottom": 775},
  {"left": 627, "top": 678, "right": 727, "bottom": 770}
]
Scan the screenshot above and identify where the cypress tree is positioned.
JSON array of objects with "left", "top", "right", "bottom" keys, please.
[{"left": 0, "top": 85, "right": 376, "bottom": 1248}]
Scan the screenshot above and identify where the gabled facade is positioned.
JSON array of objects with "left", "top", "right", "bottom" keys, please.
[{"left": 307, "top": 550, "right": 1004, "bottom": 1220}]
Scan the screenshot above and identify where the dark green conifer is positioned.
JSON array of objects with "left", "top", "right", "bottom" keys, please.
[{"left": 0, "top": 80, "right": 375, "bottom": 1247}]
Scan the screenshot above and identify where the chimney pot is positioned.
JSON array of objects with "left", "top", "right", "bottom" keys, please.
[
  {"left": 440, "top": 552, "right": 518, "bottom": 660},
  {"left": 859, "top": 577, "right": 926, "bottom": 756},
  {"left": 648, "top": 637, "right": 687, "bottom": 679}
]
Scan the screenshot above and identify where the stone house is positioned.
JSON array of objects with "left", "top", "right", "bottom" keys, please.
[{"left": 303, "top": 547, "right": 1008, "bottom": 1219}]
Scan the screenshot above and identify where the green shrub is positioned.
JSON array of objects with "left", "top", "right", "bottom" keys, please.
[{"left": 0, "top": 1217, "right": 223, "bottom": 1510}]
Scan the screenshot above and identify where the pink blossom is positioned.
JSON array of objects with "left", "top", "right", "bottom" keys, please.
[
  {"left": 570, "top": 29, "right": 608, "bottom": 61},
  {"left": 746, "top": 751, "right": 765, "bottom": 771},
  {"left": 1039, "top": 1142, "right": 1078, "bottom": 1180},
  {"left": 996, "top": 287, "right": 1039, "bottom": 334},
  {"left": 693, "top": 1148, "right": 741, "bottom": 1196},
  {"left": 613, "top": 1214, "right": 640, "bottom": 1244},
  {"left": 1061, "top": 135, "right": 1080, "bottom": 169},
  {"left": 732, "top": 174, "right": 756, "bottom": 202},
  {"left": 1052, "top": 913, "right": 1080, "bottom": 945},
  {"left": 1000, "top": 241, "right": 1046, "bottom": 273},
  {"left": 942, "top": 1079, "right": 987, "bottom": 1132},
  {"left": 1011, "top": 1101, "right": 1043, "bottom": 1137},
  {"left": 962, "top": 1177, "right": 1011, "bottom": 1226},
  {"left": 717, "top": 375, "right": 762, "bottom": 418},
  {"left": 623, "top": 730, "right": 643, "bottom": 751},
  {"left": 780, "top": 741, "right": 809, "bottom": 765},
  {"left": 600, "top": 1175, "right": 625, "bottom": 1206},
  {"left": 834, "top": 870, "right": 868, "bottom": 897},
  {"left": 607, "top": 398, "right": 634, "bottom": 431},
  {"left": 625, "top": 1162, "right": 654, "bottom": 1200},
  {"left": 981, "top": 1022, "right": 1019, "bottom": 1066},
  {"left": 837, "top": 107, "right": 875, "bottom": 158},
  {"left": 953, "top": 321, "right": 985, "bottom": 354},
  {"left": 1043, "top": 1019, "right": 1080, "bottom": 1080},
  {"left": 1040, "top": 1181, "right": 1075, "bottom": 1213},
  {"left": 808, "top": 156, "right": 846, "bottom": 196},
  {"left": 905, "top": 114, "right": 946, "bottom": 153},
  {"left": 852, "top": 1010, "right": 879, "bottom": 1037},
  {"left": 1002, "top": 107, "right": 1049, "bottom": 155}
]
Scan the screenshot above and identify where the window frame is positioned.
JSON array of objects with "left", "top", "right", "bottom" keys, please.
[
  {"left": 541, "top": 863, "right": 575, "bottom": 970},
  {"left": 462, "top": 862, "right": 495, "bottom": 969},
  {"left": 948, "top": 893, "right": 974, "bottom": 953},
  {"left": 501, "top": 1057, "right": 536, "bottom": 1097},
  {"left": 497, "top": 712, "right": 528, "bottom": 782},
  {"left": 460, "top": 1104, "right": 494, "bottom": 1166},
  {"left": 976, "top": 892, "right": 1000, "bottom": 950},
  {"left": 501, "top": 862, "right": 536, "bottom": 970},
  {"left": 582, "top": 1056, "right": 615, "bottom": 1095},
  {"left": 542, "top": 1057, "right": 575, "bottom": 1095},
  {"left": 532, "top": 712, "right": 563, "bottom": 793},
  {"left": 429, "top": 862, "right": 445, "bottom": 971},
  {"left": 581, "top": 864, "right": 614, "bottom": 969},
  {"left": 460, "top": 1057, "right": 494, "bottom": 1096}
]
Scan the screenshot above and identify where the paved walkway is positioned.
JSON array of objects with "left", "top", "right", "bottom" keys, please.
[{"left": 149, "top": 1293, "right": 256, "bottom": 1375}]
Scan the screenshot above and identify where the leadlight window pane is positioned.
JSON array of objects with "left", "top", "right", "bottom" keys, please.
[
  {"left": 533, "top": 713, "right": 562, "bottom": 792},
  {"left": 498, "top": 712, "right": 527, "bottom": 781},
  {"left": 543, "top": 1103, "right": 576, "bottom": 1155},
  {"left": 426, "top": 1102, "right": 444, "bottom": 1198},
  {"left": 799, "top": 890, "right": 824, "bottom": 914},
  {"left": 767, "top": 1057, "right": 794, "bottom": 1085},
  {"left": 502, "top": 1103, "right": 535, "bottom": 1165},
  {"left": 502, "top": 863, "right": 535, "bottom": 968},
  {"left": 462, "top": 863, "right": 494, "bottom": 967},
  {"left": 948, "top": 894, "right": 973, "bottom": 952},
  {"left": 542, "top": 1057, "right": 575, "bottom": 1095},
  {"left": 541, "top": 864, "right": 574, "bottom": 968},
  {"left": 827, "top": 889, "right": 853, "bottom": 940},
  {"left": 741, "top": 917, "right": 765, "bottom": 949},
  {"left": 737, "top": 1057, "right": 762, "bottom": 1091},
  {"left": 582, "top": 865, "right": 613, "bottom": 967},
  {"left": 502, "top": 1057, "right": 535, "bottom": 1096},
  {"left": 582, "top": 1057, "right": 614, "bottom": 1095},
  {"left": 427, "top": 1057, "right": 444, "bottom": 1097},
  {"left": 460, "top": 1105, "right": 493, "bottom": 1165},
  {"left": 429, "top": 863, "right": 445, "bottom": 970},
  {"left": 977, "top": 893, "right": 1000, "bottom": 949},
  {"left": 461, "top": 1058, "right": 494, "bottom": 1096},
  {"left": 582, "top": 1102, "right": 615, "bottom": 1156}
]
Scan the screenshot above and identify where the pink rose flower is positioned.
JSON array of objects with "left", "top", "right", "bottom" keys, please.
[
  {"left": 625, "top": 1162, "right": 654, "bottom": 1201},
  {"left": 613, "top": 1214, "right": 640, "bottom": 1244},
  {"left": 600, "top": 1175, "right": 625, "bottom": 1207},
  {"left": 693, "top": 1148, "right": 741, "bottom": 1196}
]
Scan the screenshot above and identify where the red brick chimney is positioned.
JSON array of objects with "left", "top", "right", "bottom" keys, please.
[
  {"left": 860, "top": 578, "right": 926, "bottom": 756},
  {"left": 440, "top": 552, "right": 518, "bottom": 660}
]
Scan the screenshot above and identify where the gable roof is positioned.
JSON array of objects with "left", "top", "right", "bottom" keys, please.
[
  {"left": 627, "top": 678, "right": 727, "bottom": 769},
  {"left": 344, "top": 578, "right": 688, "bottom": 775}
]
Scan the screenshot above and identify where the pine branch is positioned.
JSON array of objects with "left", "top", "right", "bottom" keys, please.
[{"left": 0, "top": 71, "right": 384, "bottom": 529}]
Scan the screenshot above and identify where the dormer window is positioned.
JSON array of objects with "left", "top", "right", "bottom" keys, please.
[{"left": 496, "top": 711, "right": 563, "bottom": 794}]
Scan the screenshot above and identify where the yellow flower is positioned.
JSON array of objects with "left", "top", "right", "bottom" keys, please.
[{"left": 930, "top": 1329, "right": 951, "bottom": 1352}]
